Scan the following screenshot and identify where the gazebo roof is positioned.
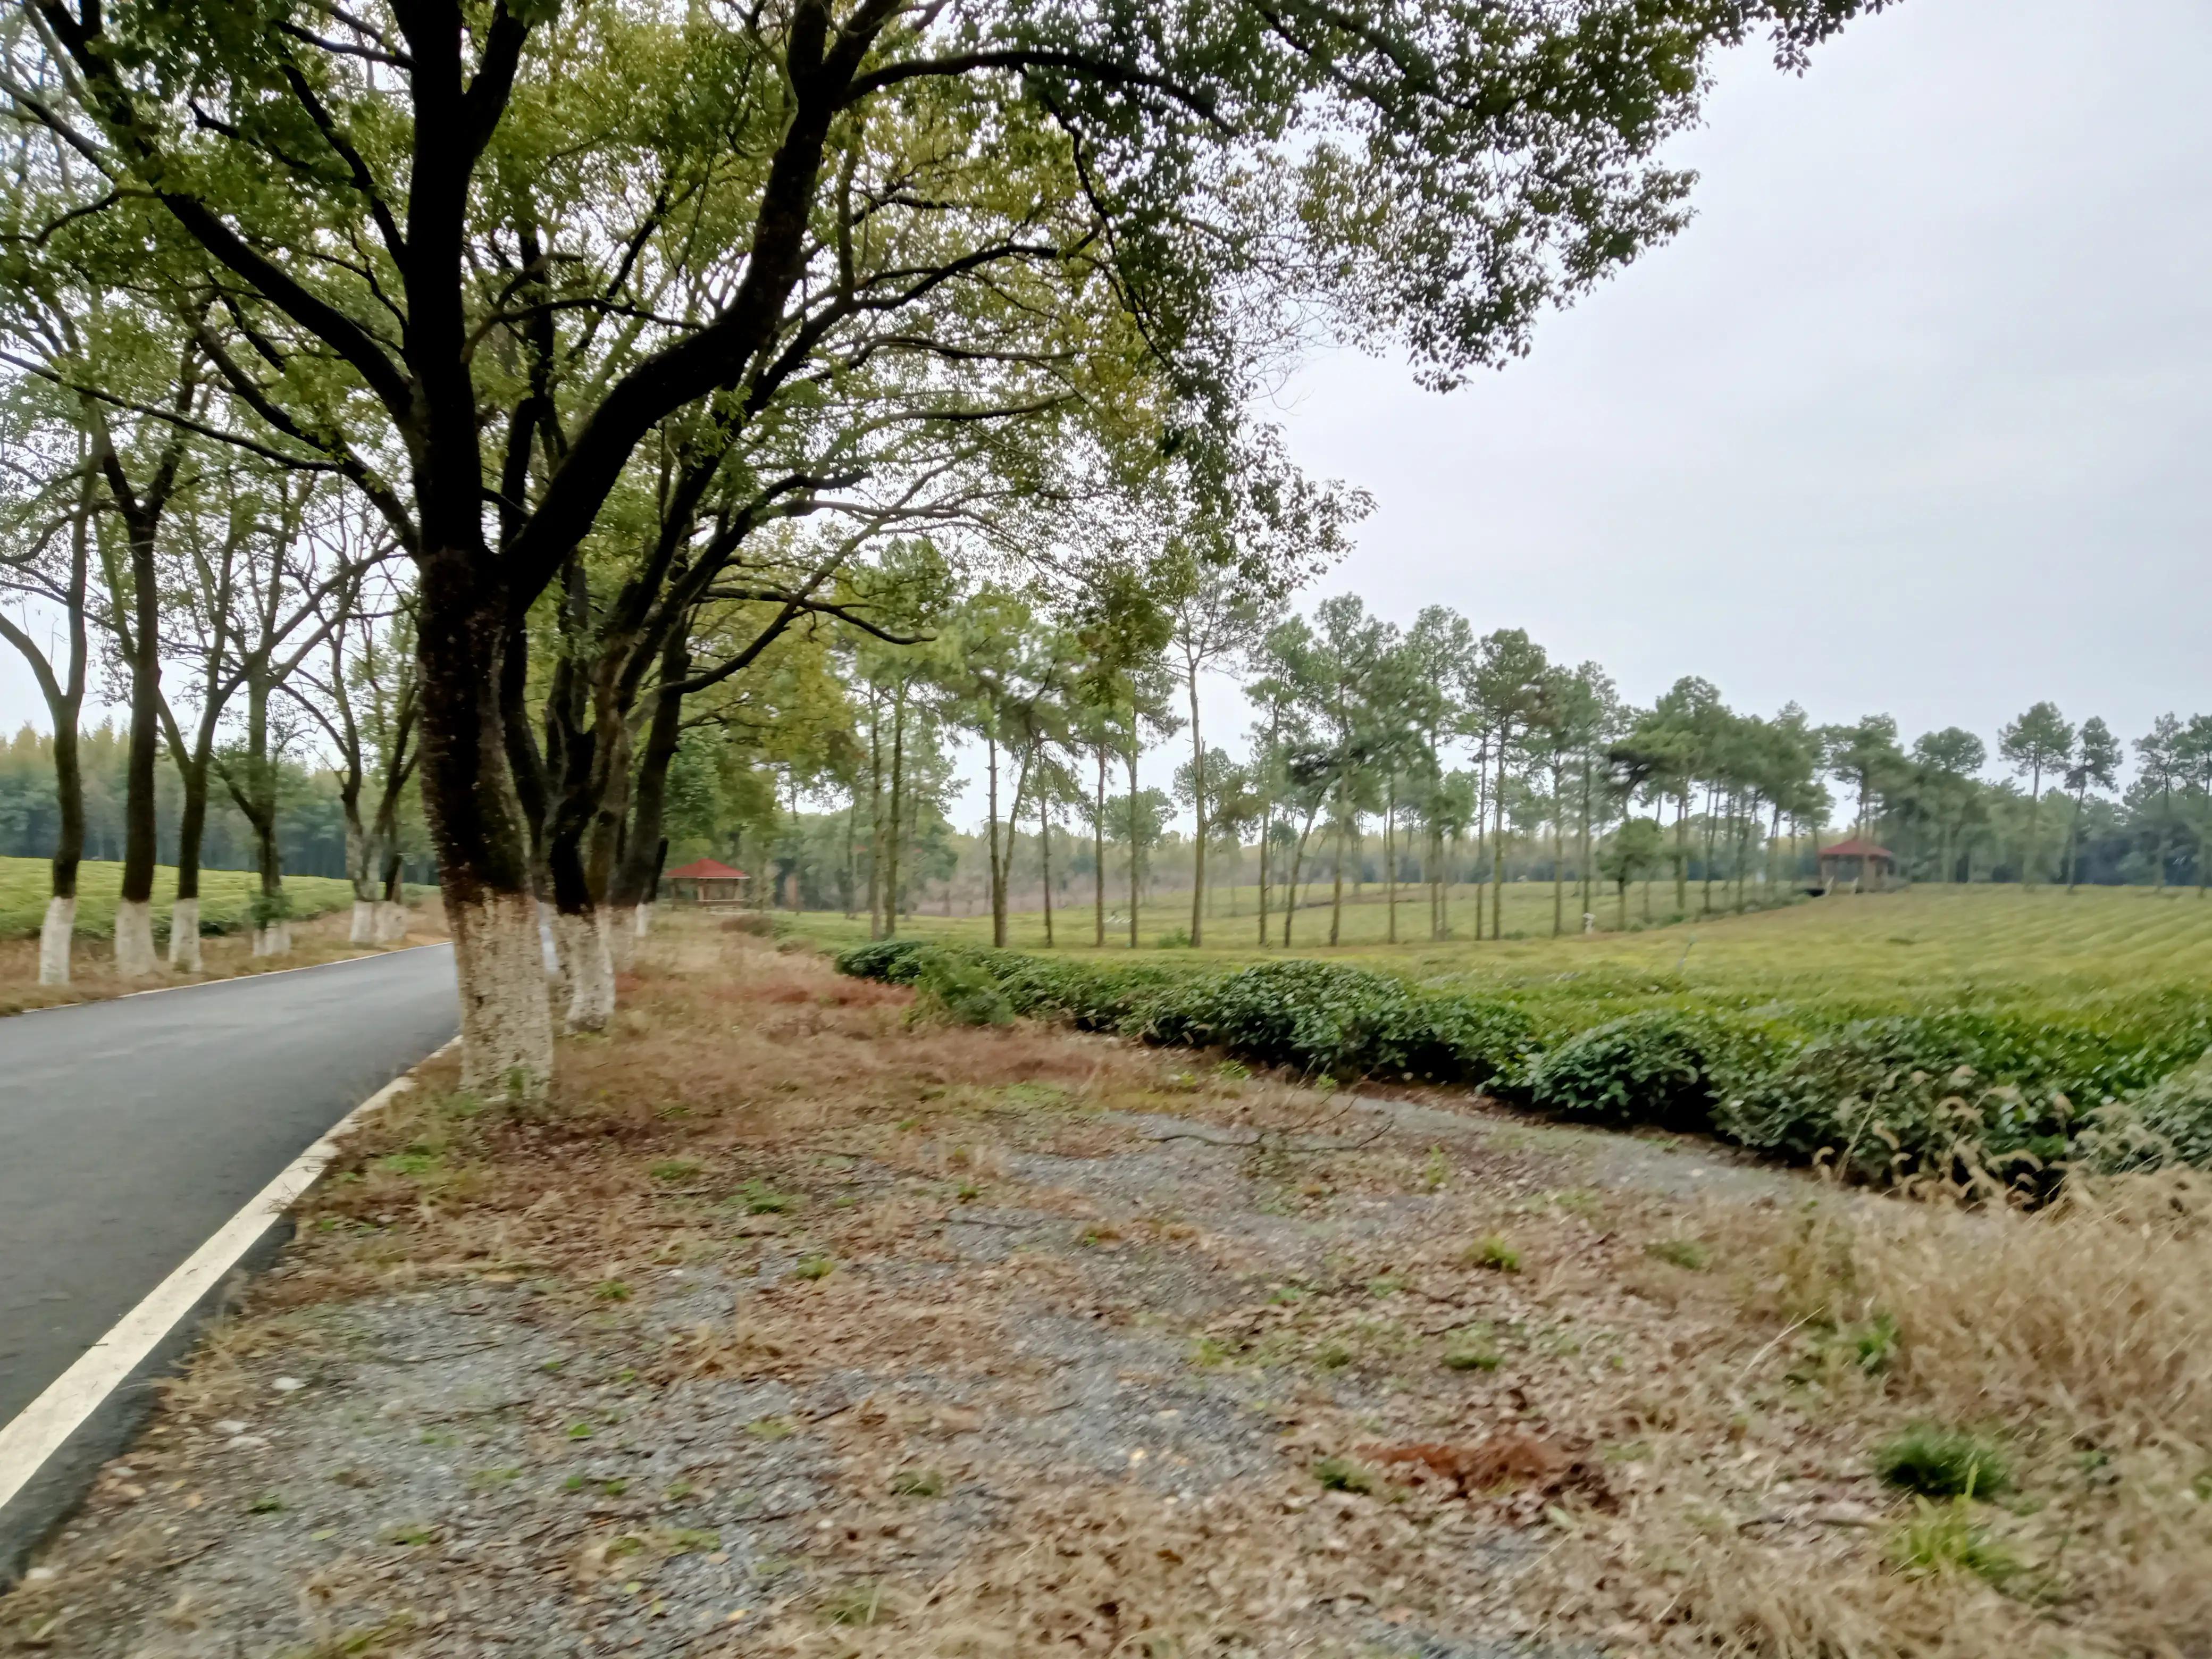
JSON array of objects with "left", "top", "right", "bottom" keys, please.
[
  {"left": 666, "top": 857, "right": 746, "bottom": 880},
  {"left": 1820, "top": 836, "right": 1893, "bottom": 860}
]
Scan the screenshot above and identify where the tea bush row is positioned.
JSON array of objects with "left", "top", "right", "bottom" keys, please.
[{"left": 832, "top": 941, "right": 2212, "bottom": 1189}]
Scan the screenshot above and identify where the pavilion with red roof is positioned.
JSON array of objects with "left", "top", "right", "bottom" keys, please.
[
  {"left": 663, "top": 857, "right": 749, "bottom": 907},
  {"left": 1817, "top": 836, "right": 1896, "bottom": 893}
]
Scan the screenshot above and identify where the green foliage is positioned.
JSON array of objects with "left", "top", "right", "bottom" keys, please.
[
  {"left": 1466, "top": 1235, "right": 1522, "bottom": 1272},
  {"left": 1528, "top": 1010, "right": 1776, "bottom": 1130},
  {"left": 834, "top": 939, "right": 2212, "bottom": 1193},
  {"left": 1874, "top": 1426, "right": 2013, "bottom": 1499},
  {"left": 909, "top": 949, "right": 1016, "bottom": 1026},
  {"left": 1312, "top": 1456, "right": 1376, "bottom": 1494},
  {"left": 1887, "top": 1498, "right": 2021, "bottom": 1586}
]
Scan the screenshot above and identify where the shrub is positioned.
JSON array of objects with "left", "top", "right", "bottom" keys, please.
[
  {"left": 1528, "top": 1010, "right": 1772, "bottom": 1130},
  {"left": 1715, "top": 1021, "right": 2076, "bottom": 1190},
  {"left": 909, "top": 949, "right": 1014, "bottom": 1027},
  {"left": 2074, "top": 1051, "right": 2212, "bottom": 1174},
  {"left": 1467, "top": 1234, "right": 1522, "bottom": 1272},
  {"left": 1873, "top": 1425, "right": 2012, "bottom": 1499},
  {"left": 832, "top": 938, "right": 934, "bottom": 983}
]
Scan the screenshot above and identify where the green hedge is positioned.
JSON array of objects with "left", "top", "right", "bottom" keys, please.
[{"left": 834, "top": 941, "right": 2212, "bottom": 1193}]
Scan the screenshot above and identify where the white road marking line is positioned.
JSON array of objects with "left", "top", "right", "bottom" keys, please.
[{"left": 0, "top": 1036, "right": 460, "bottom": 1515}]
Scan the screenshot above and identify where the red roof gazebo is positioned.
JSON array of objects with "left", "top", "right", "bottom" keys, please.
[
  {"left": 663, "top": 857, "right": 749, "bottom": 906},
  {"left": 1817, "top": 836, "right": 1896, "bottom": 893}
]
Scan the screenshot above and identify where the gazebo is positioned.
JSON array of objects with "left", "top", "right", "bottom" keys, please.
[
  {"left": 663, "top": 857, "right": 749, "bottom": 908},
  {"left": 1817, "top": 836, "right": 1896, "bottom": 893}
]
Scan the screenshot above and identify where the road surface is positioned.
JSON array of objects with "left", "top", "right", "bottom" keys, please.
[{"left": 0, "top": 944, "right": 457, "bottom": 1566}]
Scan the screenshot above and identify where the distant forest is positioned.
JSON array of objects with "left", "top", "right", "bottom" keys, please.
[{"left": 0, "top": 726, "right": 434, "bottom": 883}]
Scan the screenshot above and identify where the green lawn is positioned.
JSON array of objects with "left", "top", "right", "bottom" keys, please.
[
  {"left": 782, "top": 881, "right": 2212, "bottom": 1021},
  {"left": 0, "top": 856, "right": 362, "bottom": 939}
]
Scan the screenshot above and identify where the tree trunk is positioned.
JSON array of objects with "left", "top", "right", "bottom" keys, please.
[
  {"left": 1039, "top": 789, "right": 1054, "bottom": 948},
  {"left": 414, "top": 557, "right": 553, "bottom": 1100},
  {"left": 1126, "top": 744, "right": 1140, "bottom": 949},
  {"left": 1490, "top": 744, "right": 1509, "bottom": 941},
  {"left": 169, "top": 751, "right": 212, "bottom": 971},
  {"left": 41, "top": 716, "right": 83, "bottom": 988},
  {"left": 114, "top": 516, "right": 163, "bottom": 979},
  {"left": 986, "top": 735, "right": 1006, "bottom": 948},
  {"left": 885, "top": 685, "right": 907, "bottom": 936},
  {"left": 1187, "top": 664, "right": 1206, "bottom": 948},
  {"left": 1093, "top": 748, "right": 1107, "bottom": 948}
]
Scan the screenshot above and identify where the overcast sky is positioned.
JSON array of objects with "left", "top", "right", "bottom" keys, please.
[
  {"left": 1247, "top": 0, "right": 2212, "bottom": 792},
  {"left": 7, "top": 0, "right": 2205, "bottom": 830}
]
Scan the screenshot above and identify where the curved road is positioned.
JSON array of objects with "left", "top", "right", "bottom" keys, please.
[{"left": 0, "top": 943, "right": 457, "bottom": 1569}]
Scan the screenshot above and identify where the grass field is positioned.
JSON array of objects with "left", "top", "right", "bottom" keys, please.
[
  {"left": 785, "top": 881, "right": 2212, "bottom": 1017},
  {"left": 0, "top": 855, "right": 362, "bottom": 939}
]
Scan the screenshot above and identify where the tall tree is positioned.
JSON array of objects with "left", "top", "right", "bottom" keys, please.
[
  {"left": 2062, "top": 717, "right": 2121, "bottom": 892},
  {"left": 1998, "top": 702, "right": 2073, "bottom": 889},
  {"left": 9, "top": 0, "right": 1895, "bottom": 1091}
]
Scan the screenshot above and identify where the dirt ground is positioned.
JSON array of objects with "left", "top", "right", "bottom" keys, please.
[{"left": 6, "top": 919, "right": 2208, "bottom": 1658}]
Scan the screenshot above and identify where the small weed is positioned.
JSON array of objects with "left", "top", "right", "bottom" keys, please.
[
  {"left": 665, "top": 1479, "right": 698, "bottom": 1502},
  {"left": 1214, "top": 1060, "right": 1251, "bottom": 1083},
  {"left": 889, "top": 1468, "right": 945, "bottom": 1498},
  {"left": 1468, "top": 1235, "right": 1522, "bottom": 1273},
  {"left": 746, "top": 1417, "right": 794, "bottom": 1440},
  {"left": 469, "top": 1467, "right": 523, "bottom": 1489},
  {"left": 1875, "top": 1425, "right": 2013, "bottom": 1498},
  {"left": 1421, "top": 1147, "right": 1449, "bottom": 1189},
  {"left": 1888, "top": 1497, "right": 2021, "bottom": 1586},
  {"left": 956, "top": 1180, "right": 981, "bottom": 1203},
  {"left": 380, "top": 1521, "right": 437, "bottom": 1546},
  {"left": 1367, "top": 1275, "right": 1406, "bottom": 1298},
  {"left": 1849, "top": 1311, "right": 1900, "bottom": 1373},
  {"left": 820, "top": 1581, "right": 891, "bottom": 1626},
  {"left": 247, "top": 1493, "right": 286, "bottom": 1513},
  {"left": 1190, "top": 1335, "right": 1237, "bottom": 1368},
  {"left": 649, "top": 1160, "right": 701, "bottom": 1184},
  {"left": 1268, "top": 1284, "right": 1308, "bottom": 1305},
  {"left": 415, "top": 1428, "right": 457, "bottom": 1447},
  {"left": 733, "top": 1178, "right": 795, "bottom": 1214},
  {"left": 1315, "top": 1342, "right": 1354, "bottom": 1370},
  {"left": 375, "top": 1145, "right": 443, "bottom": 1178},
  {"left": 792, "top": 1254, "right": 834, "bottom": 1281},
  {"left": 565, "top": 1422, "right": 595, "bottom": 1440},
  {"left": 1313, "top": 1456, "right": 1377, "bottom": 1494},
  {"left": 1646, "top": 1238, "right": 1710, "bottom": 1271},
  {"left": 593, "top": 1280, "right": 631, "bottom": 1302},
  {"left": 1442, "top": 1327, "right": 1503, "bottom": 1372}
]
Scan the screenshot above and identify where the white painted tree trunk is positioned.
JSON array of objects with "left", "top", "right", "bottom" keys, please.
[
  {"left": 558, "top": 908, "right": 615, "bottom": 1032},
  {"left": 635, "top": 901, "right": 655, "bottom": 937},
  {"left": 38, "top": 896, "right": 74, "bottom": 987},
  {"left": 113, "top": 899, "right": 158, "bottom": 978},
  {"left": 252, "top": 919, "right": 293, "bottom": 958},
  {"left": 374, "top": 901, "right": 409, "bottom": 944},
  {"left": 451, "top": 890, "right": 555, "bottom": 1100},
  {"left": 606, "top": 905, "right": 636, "bottom": 973},
  {"left": 168, "top": 898, "right": 203, "bottom": 972},
  {"left": 348, "top": 899, "right": 376, "bottom": 944}
]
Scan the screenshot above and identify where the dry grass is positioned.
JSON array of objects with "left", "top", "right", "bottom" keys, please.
[{"left": 15, "top": 914, "right": 2212, "bottom": 1659}]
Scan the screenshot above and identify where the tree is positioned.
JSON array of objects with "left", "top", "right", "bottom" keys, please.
[
  {"left": 1910, "top": 726, "right": 1986, "bottom": 883},
  {"left": 0, "top": 410, "right": 96, "bottom": 985},
  {"left": 1164, "top": 559, "right": 1270, "bottom": 948},
  {"left": 2134, "top": 715, "right": 2183, "bottom": 891},
  {"left": 1600, "top": 817, "right": 1666, "bottom": 931},
  {"left": 2061, "top": 717, "right": 2121, "bottom": 892},
  {"left": 1998, "top": 702, "right": 2073, "bottom": 888},
  {"left": 8, "top": 0, "right": 1896, "bottom": 1091},
  {"left": 1463, "top": 629, "right": 1550, "bottom": 940}
]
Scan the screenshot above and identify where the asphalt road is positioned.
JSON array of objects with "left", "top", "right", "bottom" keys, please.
[{"left": 0, "top": 945, "right": 458, "bottom": 1434}]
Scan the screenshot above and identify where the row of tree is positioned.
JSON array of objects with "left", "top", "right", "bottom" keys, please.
[
  {"left": 0, "top": 0, "right": 1895, "bottom": 1093},
  {"left": 721, "top": 584, "right": 2212, "bottom": 946}
]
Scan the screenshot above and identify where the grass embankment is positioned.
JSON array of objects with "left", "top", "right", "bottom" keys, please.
[
  {"left": 10, "top": 915, "right": 2210, "bottom": 1656},
  {"left": 0, "top": 854, "right": 361, "bottom": 938},
  {"left": 830, "top": 886, "right": 2212, "bottom": 1193}
]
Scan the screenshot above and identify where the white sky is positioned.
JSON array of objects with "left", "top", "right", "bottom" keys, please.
[
  {"left": 1092, "top": 0, "right": 2212, "bottom": 832},
  {"left": 6, "top": 0, "right": 2205, "bottom": 835}
]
